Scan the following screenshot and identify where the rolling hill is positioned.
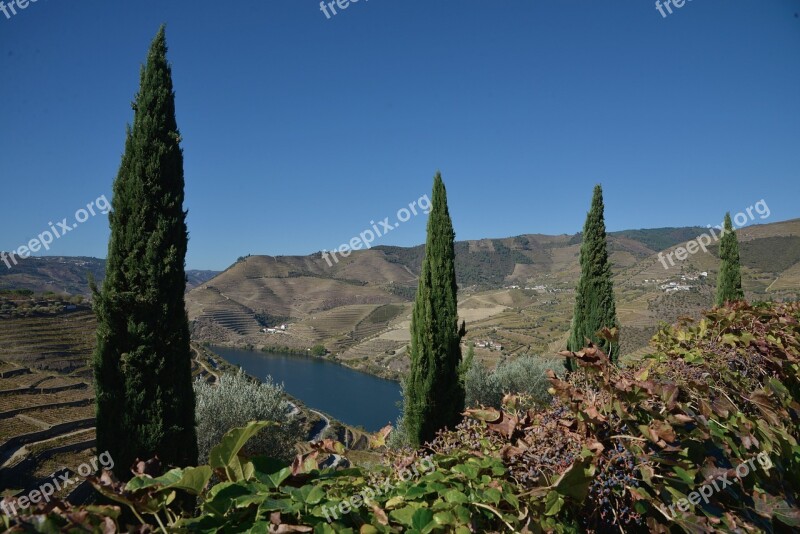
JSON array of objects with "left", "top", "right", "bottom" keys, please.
[
  {"left": 0, "top": 219, "right": 798, "bottom": 499},
  {"left": 186, "top": 219, "right": 800, "bottom": 377},
  {"left": 0, "top": 256, "right": 218, "bottom": 296},
  {"left": 2, "top": 221, "right": 798, "bottom": 379}
]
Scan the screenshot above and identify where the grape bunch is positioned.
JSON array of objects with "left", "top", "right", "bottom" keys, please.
[{"left": 583, "top": 439, "right": 646, "bottom": 532}]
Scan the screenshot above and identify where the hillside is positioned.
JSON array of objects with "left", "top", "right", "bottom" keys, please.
[
  {"left": 0, "top": 296, "right": 223, "bottom": 500},
  {"left": 0, "top": 293, "right": 363, "bottom": 502},
  {"left": 12, "top": 301, "right": 800, "bottom": 532},
  {"left": 0, "top": 256, "right": 218, "bottom": 296},
  {"left": 187, "top": 219, "right": 800, "bottom": 376},
  {"left": 2, "top": 222, "right": 798, "bottom": 381}
]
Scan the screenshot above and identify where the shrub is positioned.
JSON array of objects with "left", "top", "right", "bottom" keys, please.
[
  {"left": 11, "top": 423, "right": 525, "bottom": 533},
  {"left": 436, "top": 301, "right": 800, "bottom": 532},
  {"left": 465, "top": 355, "right": 560, "bottom": 408},
  {"left": 464, "top": 359, "right": 497, "bottom": 407},
  {"left": 194, "top": 370, "right": 304, "bottom": 463},
  {"left": 9, "top": 302, "right": 800, "bottom": 533}
]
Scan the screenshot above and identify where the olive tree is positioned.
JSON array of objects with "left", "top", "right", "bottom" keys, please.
[{"left": 194, "top": 370, "right": 305, "bottom": 463}]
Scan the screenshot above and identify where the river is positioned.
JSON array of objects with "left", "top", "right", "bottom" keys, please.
[{"left": 209, "top": 346, "right": 402, "bottom": 432}]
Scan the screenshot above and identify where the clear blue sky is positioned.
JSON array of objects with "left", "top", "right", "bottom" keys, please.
[{"left": 1, "top": 1, "right": 799, "bottom": 270}]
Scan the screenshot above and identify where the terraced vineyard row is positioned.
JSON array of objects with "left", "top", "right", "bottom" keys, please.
[
  {"left": 0, "top": 304, "right": 219, "bottom": 503},
  {"left": 198, "top": 306, "right": 262, "bottom": 336},
  {"left": 351, "top": 304, "right": 404, "bottom": 341},
  {"left": 0, "top": 308, "right": 95, "bottom": 376},
  {"left": 308, "top": 304, "right": 377, "bottom": 339}
]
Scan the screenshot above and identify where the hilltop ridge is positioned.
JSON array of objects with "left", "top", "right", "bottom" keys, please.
[{"left": 185, "top": 219, "right": 800, "bottom": 377}]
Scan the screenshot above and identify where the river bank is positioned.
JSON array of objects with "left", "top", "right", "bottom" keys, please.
[
  {"left": 206, "top": 345, "right": 401, "bottom": 432},
  {"left": 197, "top": 340, "right": 404, "bottom": 382}
]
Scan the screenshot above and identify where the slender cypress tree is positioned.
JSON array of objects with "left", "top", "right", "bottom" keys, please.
[
  {"left": 93, "top": 26, "right": 197, "bottom": 476},
  {"left": 403, "top": 173, "right": 465, "bottom": 447},
  {"left": 715, "top": 212, "right": 744, "bottom": 306},
  {"left": 566, "top": 185, "right": 619, "bottom": 370}
]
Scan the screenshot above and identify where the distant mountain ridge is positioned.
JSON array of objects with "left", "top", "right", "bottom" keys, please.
[
  {"left": 2, "top": 221, "right": 798, "bottom": 378},
  {"left": 183, "top": 219, "right": 800, "bottom": 379},
  {"left": 0, "top": 256, "right": 219, "bottom": 296},
  {"left": 183, "top": 224, "right": 732, "bottom": 327},
  {"left": 3, "top": 221, "right": 794, "bottom": 301}
]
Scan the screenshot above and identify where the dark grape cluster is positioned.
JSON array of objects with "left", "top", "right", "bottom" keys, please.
[
  {"left": 428, "top": 418, "right": 494, "bottom": 454},
  {"left": 583, "top": 439, "right": 646, "bottom": 532},
  {"left": 507, "top": 411, "right": 584, "bottom": 486}
]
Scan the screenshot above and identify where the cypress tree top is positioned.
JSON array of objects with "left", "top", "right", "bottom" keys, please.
[
  {"left": 567, "top": 184, "right": 618, "bottom": 368},
  {"left": 716, "top": 212, "right": 744, "bottom": 306}
]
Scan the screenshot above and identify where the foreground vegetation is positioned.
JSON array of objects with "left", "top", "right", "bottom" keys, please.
[
  {"left": 194, "top": 370, "right": 305, "bottom": 463},
  {"left": 464, "top": 355, "right": 561, "bottom": 409},
  {"left": 3, "top": 301, "right": 798, "bottom": 532}
]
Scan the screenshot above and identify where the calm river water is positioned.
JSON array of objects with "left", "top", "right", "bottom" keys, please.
[{"left": 210, "top": 346, "right": 402, "bottom": 431}]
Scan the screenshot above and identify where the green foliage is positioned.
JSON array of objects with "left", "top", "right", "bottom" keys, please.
[
  {"left": 452, "top": 240, "right": 533, "bottom": 288},
  {"left": 310, "top": 344, "right": 328, "bottom": 357},
  {"left": 716, "top": 213, "right": 745, "bottom": 305},
  {"left": 491, "top": 240, "right": 535, "bottom": 265},
  {"left": 7, "top": 302, "right": 800, "bottom": 533},
  {"left": 261, "top": 344, "right": 311, "bottom": 356},
  {"left": 0, "top": 289, "right": 34, "bottom": 297},
  {"left": 611, "top": 226, "right": 709, "bottom": 252},
  {"left": 92, "top": 26, "right": 197, "bottom": 475},
  {"left": 378, "top": 239, "right": 533, "bottom": 290},
  {"left": 254, "top": 312, "right": 290, "bottom": 327},
  {"left": 464, "top": 355, "right": 560, "bottom": 409},
  {"left": 3, "top": 422, "right": 524, "bottom": 533},
  {"left": 403, "top": 173, "right": 466, "bottom": 447},
  {"left": 384, "top": 282, "right": 417, "bottom": 300},
  {"left": 194, "top": 370, "right": 305, "bottom": 463},
  {"left": 706, "top": 235, "right": 800, "bottom": 273},
  {"left": 437, "top": 301, "right": 800, "bottom": 531},
  {"left": 567, "top": 184, "right": 619, "bottom": 370},
  {"left": 457, "top": 342, "right": 474, "bottom": 385},
  {"left": 738, "top": 235, "right": 800, "bottom": 273},
  {"left": 463, "top": 359, "right": 495, "bottom": 408}
]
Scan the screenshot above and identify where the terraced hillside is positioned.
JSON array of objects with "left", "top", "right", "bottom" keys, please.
[
  {"left": 0, "top": 306, "right": 95, "bottom": 376},
  {"left": 187, "top": 219, "right": 800, "bottom": 376},
  {"left": 0, "top": 358, "right": 219, "bottom": 501},
  {"left": 0, "top": 361, "right": 96, "bottom": 501},
  {"left": 0, "top": 301, "right": 221, "bottom": 502}
]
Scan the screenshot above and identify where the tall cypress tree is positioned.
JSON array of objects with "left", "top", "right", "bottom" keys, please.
[
  {"left": 715, "top": 212, "right": 744, "bottom": 306},
  {"left": 403, "top": 173, "right": 465, "bottom": 447},
  {"left": 566, "top": 185, "right": 619, "bottom": 370},
  {"left": 93, "top": 26, "right": 197, "bottom": 476}
]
